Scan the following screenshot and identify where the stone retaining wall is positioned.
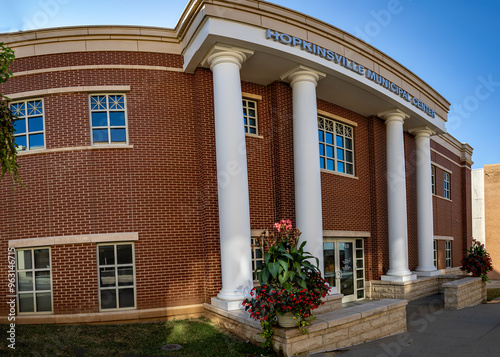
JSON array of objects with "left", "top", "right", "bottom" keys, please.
[
  {"left": 205, "top": 299, "right": 407, "bottom": 357},
  {"left": 443, "top": 277, "right": 487, "bottom": 309},
  {"left": 367, "top": 277, "right": 439, "bottom": 301}
]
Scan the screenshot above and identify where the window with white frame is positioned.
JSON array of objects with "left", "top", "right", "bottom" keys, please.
[
  {"left": 444, "top": 172, "right": 451, "bottom": 199},
  {"left": 318, "top": 116, "right": 354, "bottom": 175},
  {"left": 98, "top": 243, "right": 135, "bottom": 310},
  {"left": 445, "top": 241, "right": 452, "bottom": 268},
  {"left": 431, "top": 165, "right": 435, "bottom": 195},
  {"left": 251, "top": 237, "right": 264, "bottom": 281},
  {"left": 10, "top": 99, "right": 45, "bottom": 151},
  {"left": 433, "top": 240, "right": 437, "bottom": 268},
  {"left": 16, "top": 248, "right": 52, "bottom": 313},
  {"left": 242, "top": 99, "right": 258, "bottom": 134},
  {"left": 90, "top": 94, "right": 128, "bottom": 145}
]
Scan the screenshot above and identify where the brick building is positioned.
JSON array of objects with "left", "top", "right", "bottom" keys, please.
[{"left": 0, "top": 0, "right": 472, "bottom": 323}]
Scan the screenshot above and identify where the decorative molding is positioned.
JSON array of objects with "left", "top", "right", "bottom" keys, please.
[
  {"left": 317, "top": 110, "right": 358, "bottom": 127},
  {"left": 242, "top": 92, "right": 262, "bottom": 101},
  {"left": 431, "top": 148, "right": 461, "bottom": 168},
  {"left": 323, "top": 231, "right": 371, "bottom": 238},
  {"left": 12, "top": 65, "right": 183, "bottom": 78},
  {"left": 9, "top": 232, "right": 139, "bottom": 248},
  {"left": 6, "top": 85, "right": 131, "bottom": 100},
  {"left": 431, "top": 161, "right": 453, "bottom": 174},
  {"left": 18, "top": 145, "right": 134, "bottom": 157}
]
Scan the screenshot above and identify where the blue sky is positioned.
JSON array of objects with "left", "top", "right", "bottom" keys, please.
[{"left": 2, "top": 0, "right": 499, "bottom": 169}]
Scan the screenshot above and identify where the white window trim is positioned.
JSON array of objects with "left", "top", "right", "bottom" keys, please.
[
  {"left": 242, "top": 98, "right": 258, "bottom": 135},
  {"left": 89, "top": 93, "right": 129, "bottom": 145},
  {"left": 444, "top": 171, "right": 451, "bottom": 199},
  {"left": 445, "top": 240, "right": 452, "bottom": 268},
  {"left": 97, "top": 242, "right": 137, "bottom": 312},
  {"left": 431, "top": 165, "right": 435, "bottom": 195},
  {"left": 318, "top": 115, "right": 355, "bottom": 176},
  {"left": 16, "top": 247, "right": 53, "bottom": 315},
  {"left": 11, "top": 98, "right": 45, "bottom": 152}
]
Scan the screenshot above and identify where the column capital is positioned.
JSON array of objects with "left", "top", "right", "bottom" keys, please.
[
  {"left": 410, "top": 126, "right": 435, "bottom": 138},
  {"left": 378, "top": 109, "right": 410, "bottom": 123},
  {"left": 281, "top": 65, "right": 326, "bottom": 87},
  {"left": 202, "top": 44, "right": 254, "bottom": 70}
]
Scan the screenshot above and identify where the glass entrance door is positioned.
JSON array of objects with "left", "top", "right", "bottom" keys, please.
[{"left": 323, "top": 238, "right": 365, "bottom": 302}]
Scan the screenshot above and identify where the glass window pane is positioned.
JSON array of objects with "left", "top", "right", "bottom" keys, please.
[
  {"left": 117, "top": 245, "right": 132, "bottom": 264},
  {"left": 100, "top": 267, "right": 116, "bottom": 287},
  {"left": 356, "top": 239, "right": 363, "bottom": 249},
  {"left": 109, "top": 95, "right": 124, "bottom": 110},
  {"left": 27, "top": 100, "right": 43, "bottom": 116},
  {"left": 29, "top": 133, "right": 44, "bottom": 149},
  {"left": 327, "top": 159, "right": 334, "bottom": 171},
  {"left": 249, "top": 119, "right": 256, "bottom": 126},
  {"left": 337, "top": 148, "right": 344, "bottom": 161},
  {"left": 346, "top": 151, "right": 353, "bottom": 163},
  {"left": 357, "top": 290, "right": 364, "bottom": 299},
  {"left": 99, "top": 245, "right": 115, "bottom": 265},
  {"left": 319, "top": 144, "right": 324, "bottom": 156},
  {"left": 248, "top": 101, "right": 255, "bottom": 108},
  {"left": 18, "top": 293, "right": 34, "bottom": 313},
  {"left": 326, "top": 132, "right": 333, "bottom": 144},
  {"left": 249, "top": 127, "right": 256, "bottom": 134},
  {"left": 91, "top": 96, "right": 106, "bottom": 111},
  {"left": 34, "top": 249, "right": 50, "bottom": 269},
  {"left": 100, "top": 289, "right": 116, "bottom": 309},
  {"left": 326, "top": 145, "right": 334, "bottom": 158},
  {"left": 356, "top": 250, "right": 363, "bottom": 259},
  {"left": 109, "top": 111, "right": 125, "bottom": 126},
  {"left": 17, "top": 250, "right": 32, "bottom": 270},
  {"left": 36, "top": 292, "right": 52, "bottom": 312},
  {"left": 92, "top": 112, "right": 108, "bottom": 127},
  {"left": 15, "top": 136, "right": 27, "bottom": 149},
  {"left": 28, "top": 116, "right": 43, "bottom": 132},
  {"left": 357, "top": 270, "right": 364, "bottom": 279},
  {"left": 119, "top": 288, "right": 134, "bottom": 308},
  {"left": 357, "top": 279, "right": 364, "bottom": 289},
  {"left": 93, "top": 129, "right": 108, "bottom": 143},
  {"left": 318, "top": 130, "right": 323, "bottom": 142},
  {"left": 338, "top": 162, "right": 345, "bottom": 173},
  {"left": 248, "top": 109, "right": 256, "bottom": 117},
  {"left": 18, "top": 272, "right": 33, "bottom": 291},
  {"left": 320, "top": 157, "right": 325, "bottom": 169},
  {"left": 11, "top": 102, "right": 26, "bottom": 116},
  {"left": 356, "top": 260, "right": 363, "bottom": 269},
  {"left": 110, "top": 129, "right": 126, "bottom": 143},
  {"left": 14, "top": 119, "right": 26, "bottom": 134},
  {"left": 118, "top": 267, "right": 134, "bottom": 286},
  {"left": 346, "top": 138, "right": 353, "bottom": 150},
  {"left": 336, "top": 135, "right": 343, "bottom": 147},
  {"left": 346, "top": 164, "right": 354, "bottom": 175},
  {"left": 35, "top": 271, "right": 51, "bottom": 290}
]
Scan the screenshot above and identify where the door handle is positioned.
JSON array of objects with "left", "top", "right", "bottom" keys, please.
[{"left": 335, "top": 271, "right": 342, "bottom": 279}]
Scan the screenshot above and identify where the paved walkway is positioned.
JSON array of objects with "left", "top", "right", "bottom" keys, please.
[{"left": 311, "top": 281, "right": 500, "bottom": 357}]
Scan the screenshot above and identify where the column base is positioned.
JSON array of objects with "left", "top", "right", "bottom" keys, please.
[
  {"left": 414, "top": 269, "right": 441, "bottom": 277},
  {"left": 211, "top": 297, "right": 245, "bottom": 311},
  {"left": 381, "top": 274, "right": 417, "bottom": 282}
]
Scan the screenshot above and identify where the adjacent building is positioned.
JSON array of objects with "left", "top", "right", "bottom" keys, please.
[{"left": 0, "top": 0, "right": 473, "bottom": 323}]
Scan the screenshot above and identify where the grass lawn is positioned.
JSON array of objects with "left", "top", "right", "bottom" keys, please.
[
  {"left": 487, "top": 288, "right": 500, "bottom": 301},
  {"left": 0, "top": 317, "right": 274, "bottom": 357}
]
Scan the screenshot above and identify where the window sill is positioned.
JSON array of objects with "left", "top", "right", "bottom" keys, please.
[
  {"left": 433, "top": 194, "right": 452, "bottom": 202},
  {"left": 320, "top": 169, "right": 359, "bottom": 180},
  {"left": 245, "top": 133, "right": 264, "bottom": 139},
  {"left": 17, "top": 144, "right": 134, "bottom": 156}
]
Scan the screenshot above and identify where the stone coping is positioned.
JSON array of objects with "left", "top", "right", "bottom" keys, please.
[
  {"left": 442, "top": 276, "right": 482, "bottom": 289},
  {"left": 204, "top": 298, "right": 407, "bottom": 338}
]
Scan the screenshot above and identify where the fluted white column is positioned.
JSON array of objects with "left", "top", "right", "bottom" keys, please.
[
  {"left": 283, "top": 66, "right": 326, "bottom": 277},
  {"left": 205, "top": 45, "right": 254, "bottom": 304},
  {"left": 412, "top": 127, "right": 440, "bottom": 276},
  {"left": 379, "top": 109, "right": 416, "bottom": 282}
]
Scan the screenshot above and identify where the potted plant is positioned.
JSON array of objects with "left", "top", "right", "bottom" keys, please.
[
  {"left": 242, "top": 220, "right": 330, "bottom": 350},
  {"left": 461, "top": 238, "right": 493, "bottom": 282}
]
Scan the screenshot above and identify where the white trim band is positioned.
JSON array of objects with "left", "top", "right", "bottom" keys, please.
[
  {"left": 9, "top": 232, "right": 139, "bottom": 248},
  {"left": 6, "top": 86, "right": 131, "bottom": 100}
]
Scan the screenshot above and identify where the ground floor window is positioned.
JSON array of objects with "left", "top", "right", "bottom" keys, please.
[
  {"left": 433, "top": 240, "right": 437, "bottom": 268},
  {"left": 323, "top": 238, "right": 365, "bottom": 302},
  {"left": 445, "top": 241, "right": 452, "bottom": 268},
  {"left": 98, "top": 243, "right": 136, "bottom": 310},
  {"left": 16, "top": 248, "right": 52, "bottom": 313},
  {"left": 251, "top": 237, "right": 264, "bottom": 282}
]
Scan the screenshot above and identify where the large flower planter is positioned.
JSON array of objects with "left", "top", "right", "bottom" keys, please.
[{"left": 277, "top": 312, "right": 296, "bottom": 328}]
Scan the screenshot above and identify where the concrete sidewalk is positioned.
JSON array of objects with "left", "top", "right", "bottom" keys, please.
[{"left": 313, "top": 293, "right": 500, "bottom": 357}]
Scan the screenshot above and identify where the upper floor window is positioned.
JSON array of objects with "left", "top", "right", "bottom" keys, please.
[
  {"left": 98, "top": 243, "right": 135, "bottom": 310},
  {"left": 318, "top": 116, "right": 354, "bottom": 175},
  {"left": 242, "top": 99, "right": 258, "bottom": 134},
  {"left": 10, "top": 99, "right": 45, "bottom": 151},
  {"left": 16, "top": 248, "right": 52, "bottom": 313},
  {"left": 90, "top": 94, "right": 128, "bottom": 145},
  {"left": 431, "top": 165, "right": 436, "bottom": 195},
  {"left": 444, "top": 172, "right": 451, "bottom": 199}
]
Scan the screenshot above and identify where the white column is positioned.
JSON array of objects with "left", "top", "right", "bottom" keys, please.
[
  {"left": 378, "top": 109, "right": 416, "bottom": 282},
  {"left": 283, "top": 66, "right": 326, "bottom": 277},
  {"left": 412, "top": 127, "right": 440, "bottom": 276},
  {"left": 205, "top": 45, "right": 254, "bottom": 305}
]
